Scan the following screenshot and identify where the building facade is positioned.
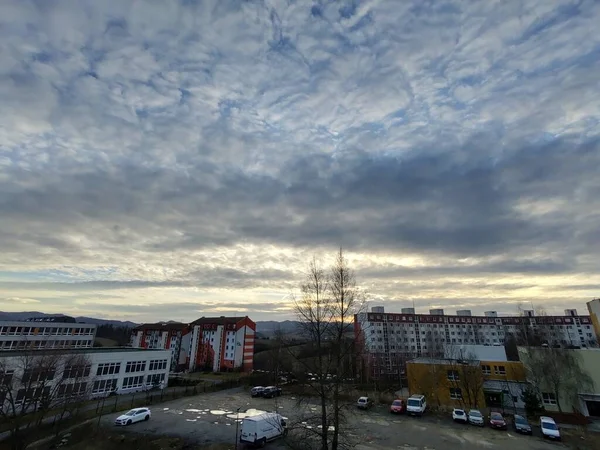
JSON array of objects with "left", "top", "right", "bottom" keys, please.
[
  {"left": 406, "top": 354, "right": 527, "bottom": 411},
  {"left": 587, "top": 299, "right": 600, "bottom": 343},
  {"left": 130, "top": 316, "right": 256, "bottom": 373},
  {"left": 0, "top": 347, "right": 171, "bottom": 412},
  {"left": 188, "top": 316, "right": 255, "bottom": 372},
  {"left": 130, "top": 322, "right": 192, "bottom": 372},
  {"left": 0, "top": 317, "right": 96, "bottom": 351},
  {"left": 356, "top": 306, "right": 597, "bottom": 379}
]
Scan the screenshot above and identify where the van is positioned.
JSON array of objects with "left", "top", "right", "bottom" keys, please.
[
  {"left": 240, "top": 412, "right": 287, "bottom": 447},
  {"left": 406, "top": 394, "right": 426, "bottom": 416}
]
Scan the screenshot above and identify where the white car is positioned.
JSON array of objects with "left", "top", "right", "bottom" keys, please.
[
  {"left": 540, "top": 416, "right": 561, "bottom": 440},
  {"left": 251, "top": 386, "right": 265, "bottom": 397},
  {"left": 114, "top": 407, "right": 151, "bottom": 426},
  {"left": 468, "top": 409, "right": 484, "bottom": 426},
  {"left": 452, "top": 408, "right": 468, "bottom": 423}
]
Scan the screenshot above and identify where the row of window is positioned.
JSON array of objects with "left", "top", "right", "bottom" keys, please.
[
  {"left": 57, "top": 382, "right": 87, "bottom": 398},
  {"left": 122, "top": 375, "right": 145, "bottom": 389},
  {"left": 0, "top": 340, "right": 92, "bottom": 350},
  {"left": 93, "top": 378, "right": 118, "bottom": 394},
  {"left": 125, "top": 361, "right": 146, "bottom": 373},
  {"left": 0, "top": 326, "right": 94, "bottom": 336},
  {"left": 97, "top": 362, "right": 121, "bottom": 376},
  {"left": 148, "top": 360, "right": 167, "bottom": 371}
]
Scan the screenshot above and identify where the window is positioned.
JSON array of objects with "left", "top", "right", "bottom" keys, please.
[
  {"left": 122, "top": 376, "right": 144, "bottom": 389},
  {"left": 63, "top": 365, "right": 91, "bottom": 379},
  {"left": 125, "top": 361, "right": 146, "bottom": 373},
  {"left": 92, "top": 378, "right": 118, "bottom": 394},
  {"left": 149, "top": 360, "right": 167, "bottom": 371},
  {"left": 57, "top": 382, "right": 87, "bottom": 398},
  {"left": 21, "top": 368, "right": 55, "bottom": 384},
  {"left": 542, "top": 392, "right": 557, "bottom": 405},
  {"left": 447, "top": 370, "right": 459, "bottom": 381},
  {"left": 15, "top": 386, "right": 51, "bottom": 404},
  {"left": 1, "top": 370, "right": 14, "bottom": 386},
  {"left": 494, "top": 365, "right": 506, "bottom": 375},
  {"left": 96, "top": 362, "right": 121, "bottom": 376},
  {"left": 147, "top": 373, "right": 165, "bottom": 385},
  {"left": 481, "top": 365, "right": 491, "bottom": 375},
  {"left": 449, "top": 387, "right": 462, "bottom": 399}
]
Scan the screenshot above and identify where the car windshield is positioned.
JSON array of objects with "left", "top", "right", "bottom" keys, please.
[
  {"left": 491, "top": 413, "right": 503, "bottom": 420},
  {"left": 469, "top": 411, "right": 482, "bottom": 417},
  {"left": 515, "top": 417, "right": 528, "bottom": 425},
  {"left": 542, "top": 422, "right": 558, "bottom": 430},
  {"left": 358, "top": 398, "right": 367, "bottom": 403},
  {"left": 407, "top": 399, "right": 420, "bottom": 407},
  {"left": 392, "top": 400, "right": 403, "bottom": 406},
  {"left": 455, "top": 410, "right": 464, "bottom": 415}
]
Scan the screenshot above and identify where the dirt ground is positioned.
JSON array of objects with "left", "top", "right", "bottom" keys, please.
[{"left": 80, "top": 387, "right": 595, "bottom": 450}]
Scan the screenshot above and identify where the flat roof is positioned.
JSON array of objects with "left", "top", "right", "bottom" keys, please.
[
  {"left": 0, "top": 347, "right": 169, "bottom": 358},
  {"left": 408, "top": 357, "right": 480, "bottom": 366}
]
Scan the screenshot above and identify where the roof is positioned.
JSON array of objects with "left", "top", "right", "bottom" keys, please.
[
  {"left": 191, "top": 316, "right": 246, "bottom": 326},
  {"left": 444, "top": 344, "right": 507, "bottom": 362},
  {"left": 408, "top": 357, "right": 481, "bottom": 366},
  {"left": 0, "top": 347, "right": 169, "bottom": 358},
  {"left": 244, "top": 412, "right": 280, "bottom": 422},
  {"left": 133, "top": 322, "right": 189, "bottom": 332}
]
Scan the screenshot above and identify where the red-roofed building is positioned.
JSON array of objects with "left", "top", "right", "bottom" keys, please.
[{"left": 130, "top": 316, "right": 256, "bottom": 373}]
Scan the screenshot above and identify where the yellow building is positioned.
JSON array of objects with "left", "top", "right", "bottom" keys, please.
[
  {"left": 587, "top": 299, "right": 600, "bottom": 344},
  {"left": 407, "top": 357, "right": 528, "bottom": 411}
]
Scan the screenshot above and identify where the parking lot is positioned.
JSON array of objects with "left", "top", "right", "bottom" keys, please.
[{"left": 101, "top": 387, "right": 567, "bottom": 449}]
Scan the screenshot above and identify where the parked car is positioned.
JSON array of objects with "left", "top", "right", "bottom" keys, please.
[
  {"left": 240, "top": 412, "right": 287, "bottom": 447},
  {"left": 357, "top": 396, "right": 373, "bottom": 409},
  {"left": 114, "top": 407, "right": 151, "bottom": 426},
  {"left": 512, "top": 414, "right": 532, "bottom": 435},
  {"left": 251, "top": 386, "right": 265, "bottom": 397},
  {"left": 406, "top": 394, "right": 427, "bottom": 416},
  {"left": 489, "top": 412, "right": 507, "bottom": 430},
  {"left": 467, "top": 409, "right": 484, "bottom": 426},
  {"left": 540, "top": 416, "right": 561, "bottom": 440},
  {"left": 452, "top": 408, "right": 468, "bottom": 424},
  {"left": 263, "top": 386, "right": 282, "bottom": 398},
  {"left": 390, "top": 399, "right": 405, "bottom": 414}
]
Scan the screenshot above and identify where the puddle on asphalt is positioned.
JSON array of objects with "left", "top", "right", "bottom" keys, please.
[
  {"left": 226, "top": 408, "right": 266, "bottom": 420},
  {"left": 186, "top": 409, "right": 202, "bottom": 413},
  {"left": 163, "top": 408, "right": 169, "bottom": 411},
  {"left": 210, "top": 410, "right": 227, "bottom": 415},
  {"left": 186, "top": 419, "right": 197, "bottom": 422}
]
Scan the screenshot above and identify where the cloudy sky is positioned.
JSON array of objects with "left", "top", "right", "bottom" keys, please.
[{"left": 1, "top": 0, "right": 599, "bottom": 323}]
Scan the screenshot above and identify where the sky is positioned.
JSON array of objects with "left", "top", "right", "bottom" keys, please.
[{"left": 0, "top": 0, "right": 599, "bottom": 323}]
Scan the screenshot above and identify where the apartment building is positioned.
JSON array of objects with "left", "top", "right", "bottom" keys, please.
[
  {"left": 355, "top": 306, "right": 597, "bottom": 379},
  {"left": 0, "top": 347, "right": 171, "bottom": 412},
  {"left": 188, "top": 316, "right": 256, "bottom": 372},
  {"left": 130, "top": 322, "right": 192, "bottom": 372},
  {"left": 0, "top": 317, "right": 96, "bottom": 351},
  {"left": 129, "top": 316, "right": 256, "bottom": 373},
  {"left": 588, "top": 299, "right": 600, "bottom": 343}
]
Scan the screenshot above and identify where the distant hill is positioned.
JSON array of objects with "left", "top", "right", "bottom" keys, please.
[
  {"left": 255, "top": 320, "right": 301, "bottom": 335},
  {"left": 0, "top": 311, "right": 138, "bottom": 328}
]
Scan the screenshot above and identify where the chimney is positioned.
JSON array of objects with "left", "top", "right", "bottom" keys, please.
[
  {"left": 456, "top": 310, "right": 472, "bottom": 316},
  {"left": 429, "top": 309, "right": 444, "bottom": 316},
  {"left": 401, "top": 307, "right": 415, "bottom": 314}
]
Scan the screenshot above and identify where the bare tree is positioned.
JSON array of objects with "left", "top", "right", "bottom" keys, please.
[
  {"left": 288, "top": 249, "right": 364, "bottom": 450},
  {"left": 520, "top": 346, "right": 594, "bottom": 413},
  {"left": 445, "top": 345, "right": 485, "bottom": 409}
]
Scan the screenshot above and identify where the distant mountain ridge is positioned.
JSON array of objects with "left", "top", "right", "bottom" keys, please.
[
  {"left": 0, "top": 311, "right": 138, "bottom": 328},
  {"left": 0, "top": 311, "right": 299, "bottom": 333}
]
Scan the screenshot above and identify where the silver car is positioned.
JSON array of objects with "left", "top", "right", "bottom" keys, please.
[{"left": 468, "top": 409, "right": 484, "bottom": 426}]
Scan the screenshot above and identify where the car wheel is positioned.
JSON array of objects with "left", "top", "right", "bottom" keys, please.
[
  {"left": 259, "top": 438, "right": 267, "bottom": 448},
  {"left": 126, "top": 420, "right": 132, "bottom": 426},
  {"left": 144, "top": 415, "right": 150, "bottom": 421}
]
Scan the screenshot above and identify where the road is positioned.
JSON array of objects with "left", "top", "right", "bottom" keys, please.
[{"left": 100, "top": 388, "right": 568, "bottom": 449}]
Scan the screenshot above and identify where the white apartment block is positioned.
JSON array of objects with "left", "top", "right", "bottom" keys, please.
[
  {"left": 355, "top": 306, "right": 598, "bottom": 379},
  {"left": 0, "top": 347, "right": 171, "bottom": 411},
  {"left": 0, "top": 318, "right": 96, "bottom": 351},
  {"left": 130, "top": 322, "right": 192, "bottom": 372}
]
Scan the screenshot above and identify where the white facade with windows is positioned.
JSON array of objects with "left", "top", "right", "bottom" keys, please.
[
  {"left": 0, "top": 320, "right": 96, "bottom": 351},
  {"left": 356, "top": 306, "right": 598, "bottom": 379},
  {"left": 0, "top": 347, "right": 171, "bottom": 411}
]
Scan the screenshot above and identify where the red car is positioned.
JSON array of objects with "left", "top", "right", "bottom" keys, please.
[
  {"left": 390, "top": 399, "right": 405, "bottom": 414},
  {"left": 489, "top": 412, "right": 507, "bottom": 430}
]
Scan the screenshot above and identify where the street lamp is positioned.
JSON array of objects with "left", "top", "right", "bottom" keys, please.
[{"left": 234, "top": 406, "right": 241, "bottom": 450}]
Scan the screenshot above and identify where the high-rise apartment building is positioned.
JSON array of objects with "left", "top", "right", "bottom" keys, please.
[
  {"left": 130, "top": 316, "right": 256, "bottom": 373},
  {"left": 355, "top": 306, "right": 598, "bottom": 379},
  {"left": 587, "top": 299, "right": 600, "bottom": 343}
]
